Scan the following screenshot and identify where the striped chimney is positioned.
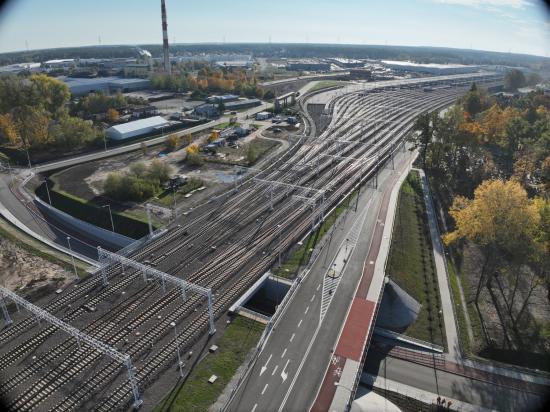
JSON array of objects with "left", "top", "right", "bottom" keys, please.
[{"left": 161, "top": 0, "right": 171, "bottom": 74}]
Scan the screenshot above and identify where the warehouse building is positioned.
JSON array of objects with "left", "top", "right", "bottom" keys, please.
[
  {"left": 224, "top": 98, "right": 261, "bottom": 111},
  {"left": 206, "top": 94, "right": 239, "bottom": 104},
  {"left": 60, "top": 76, "right": 150, "bottom": 96},
  {"left": 106, "top": 116, "right": 170, "bottom": 140},
  {"left": 194, "top": 103, "right": 219, "bottom": 118},
  {"left": 381, "top": 60, "right": 479, "bottom": 75},
  {"left": 286, "top": 59, "right": 331, "bottom": 72}
]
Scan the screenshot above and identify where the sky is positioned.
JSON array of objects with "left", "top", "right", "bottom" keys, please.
[{"left": 0, "top": 0, "right": 549, "bottom": 57}]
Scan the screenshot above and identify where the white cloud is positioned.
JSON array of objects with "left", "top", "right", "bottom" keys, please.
[{"left": 436, "top": 0, "right": 530, "bottom": 8}]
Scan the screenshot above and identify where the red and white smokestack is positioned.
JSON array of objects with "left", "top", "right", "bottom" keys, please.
[{"left": 161, "top": 0, "right": 171, "bottom": 74}]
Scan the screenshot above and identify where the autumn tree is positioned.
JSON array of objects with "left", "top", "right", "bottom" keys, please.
[
  {"left": 444, "top": 179, "right": 540, "bottom": 304},
  {"left": 408, "top": 111, "right": 436, "bottom": 169},
  {"left": 165, "top": 134, "right": 180, "bottom": 151},
  {"left": 183, "top": 133, "right": 193, "bottom": 146},
  {"left": 106, "top": 108, "right": 120, "bottom": 123},
  {"left": 0, "top": 113, "right": 18, "bottom": 145},
  {"left": 186, "top": 143, "right": 202, "bottom": 166},
  {"left": 504, "top": 69, "right": 526, "bottom": 92}
]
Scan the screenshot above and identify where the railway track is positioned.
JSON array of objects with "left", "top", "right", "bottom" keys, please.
[{"left": 0, "top": 75, "right": 502, "bottom": 411}]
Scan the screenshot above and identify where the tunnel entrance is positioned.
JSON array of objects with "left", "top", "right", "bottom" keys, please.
[{"left": 242, "top": 277, "right": 290, "bottom": 317}]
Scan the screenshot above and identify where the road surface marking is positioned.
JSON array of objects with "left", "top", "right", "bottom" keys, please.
[
  {"left": 290, "top": 333, "right": 295, "bottom": 343},
  {"left": 281, "top": 348, "right": 287, "bottom": 358},
  {"left": 317, "top": 284, "right": 321, "bottom": 291},
  {"left": 272, "top": 365, "right": 279, "bottom": 376},
  {"left": 281, "top": 359, "right": 290, "bottom": 382},
  {"left": 310, "top": 294, "right": 316, "bottom": 302},
  {"left": 251, "top": 404, "right": 258, "bottom": 412},
  {"left": 305, "top": 306, "right": 309, "bottom": 314},
  {"left": 260, "top": 354, "right": 272, "bottom": 376},
  {"left": 261, "top": 383, "right": 269, "bottom": 395},
  {"left": 297, "top": 319, "right": 303, "bottom": 328}
]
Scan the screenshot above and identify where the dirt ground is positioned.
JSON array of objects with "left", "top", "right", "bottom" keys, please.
[
  {"left": 460, "top": 242, "right": 550, "bottom": 368},
  {"left": 48, "top": 126, "right": 286, "bottom": 225},
  {"left": 0, "top": 236, "right": 69, "bottom": 292}
]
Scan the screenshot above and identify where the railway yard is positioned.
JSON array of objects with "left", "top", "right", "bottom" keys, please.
[{"left": 0, "top": 73, "right": 503, "bottom": 411}]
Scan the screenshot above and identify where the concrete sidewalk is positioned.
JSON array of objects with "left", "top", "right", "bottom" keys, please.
[{"left": 361, "top": 372, "right": 497, "bottom": 412}]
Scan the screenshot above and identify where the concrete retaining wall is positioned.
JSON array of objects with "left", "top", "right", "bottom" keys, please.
[{"left": 34, "top": 196, "right": 133, "bottom": 250}]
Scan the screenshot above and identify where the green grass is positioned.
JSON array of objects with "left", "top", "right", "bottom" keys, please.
[
  {"left": 275, "top": 193, "right": 353, "bottom": 279},
  {"left": 203, "top": 138, "right": 279, "bottom": 167},
  {"left": 448, "top": 261, "right": 470, "bottom": 355},
  {"left": 213, "top": 121, "right": 240, "bottom": 130},
  {"left": 155, "top": 316, "right": 264, "bottom": 412},
  {"left": 385, "top": 171, "right": 446, "bottom": 347},
  {"left": 155, "top": 179, "right": 206, "bottom": 207},
  {"left": 309, "top": 80, "right": 348, "bottom": 92},
  {"left": 0, "top": 218, "right": 89, "bottom": 277},
  {"left": 35, "top": 185, "right": 152, "bottom": 239}
]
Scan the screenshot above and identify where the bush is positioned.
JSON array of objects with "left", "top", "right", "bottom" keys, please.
[
  {"left": 186, "top": 152, "right": 203, "bottom": 167},
  {"left": 103, "top": 160, "right": 172, "bottom": 202}
]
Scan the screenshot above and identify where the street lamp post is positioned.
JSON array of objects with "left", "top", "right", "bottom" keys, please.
[
  {"left": 25, "top": 146, "right": 32, "bottom": 170},
  {"left": 66, "top": 236, "right": 78, "bottom": 279},
  {"left": 172, "top": 185, "right": 177, "bottom": 220},
  {"left": 102, "top": 204, "right": 115, "bottom": 232},
  {"left": 43, "top": 178, "right": 52, "bottom": 205},
  {"left": 102, "top": 134, "right": 108, "bottom": 151},
  {"left": 170, "top": 321, "right": 184, "bottom": 378}
]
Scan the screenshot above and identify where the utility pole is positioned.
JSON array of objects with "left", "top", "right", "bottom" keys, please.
[
  {"left": 172, "top": 185, "right": 177, "bottom": 220},
  {"left": 66, "top": 236, "right": 78, "bottom": 279},
  {"left": 170, "top": 321, "right": 184, "bottom": 377},
  {"left": 146, "top": 204, "right": 153, "bottom": 236},
  {"left": 43, "top": 178, "right": 52, "bottom": 205},
  {"left": 102, "top": 204, "right": 115, "bottom": 232}
]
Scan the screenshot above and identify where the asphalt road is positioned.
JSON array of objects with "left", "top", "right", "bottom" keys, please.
[
  {"left": 363, "top": 353, "right": 545, "bottom": 412},
  {"left": 33, "top": 103, "right": 273, "bottom": 173},
  {"left": 226, "top": 148, "right": 414, "bottom": 412}
]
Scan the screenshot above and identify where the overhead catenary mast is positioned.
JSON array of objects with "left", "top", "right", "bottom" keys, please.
[{"left": 161, "top": 0, "right": 171, "bottom": 74}]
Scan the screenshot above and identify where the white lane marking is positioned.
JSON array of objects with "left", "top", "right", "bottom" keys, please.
[
  {"left": 281, "top": 348, "right": 287, "bottom": 358},
  {"left": 278, "top": 324, "right": 321, "bottom": 412},
  {"left": 290, "top": 333, "right": 295, "bottom": 343},
  {"left": 261, "top": 383, "right": 269, "bottom": 395},
  {"left": 260, "top": 354, "right": 272, "bottom": 376},
  {"left": 281, "top": 359, "right": 290, "bottom": 382},
  {"left": 251, "top": 404, "right": 258, "bottom": 412},
  {"left": 272, "top": 364, "right": 279, "bottom": 376},
  {"left": 304, "top": 306, "right": 309, "bottom": 314},
  {"left": 297, "top": 319, "right": 303, "bottom": 328},
  {"left": 316, "top": 283, "right": 321, "bottom": 291},
  {"left": 310, "top": 294, "right": 316, "bottom": 302}
]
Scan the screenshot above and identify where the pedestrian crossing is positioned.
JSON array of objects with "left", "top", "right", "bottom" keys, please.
[{"left": 319, "top": 205, "right": 370, "bottom": 321}]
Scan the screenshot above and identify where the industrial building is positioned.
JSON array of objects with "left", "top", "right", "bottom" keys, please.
[
  {"left": 106, "top": 116, "right": 170, "bottom": 140},
  {"left": 60, "top": 76, "right": 150, "bottom": 96},
  {"left": 382, "top": 60, "right": 479, "bottom": 75},
  {"left": 0, "top": 62, "right": 41, "bottom": 76},
  {"left": 206, "top": 94, "right": 239, "bottom": 104},
  {"left": 224, "top": 98, "right": 261, "bottom": 111},
  {"left": 286, "top": 59, "right": 331, "bottom": 72},
  {"left": 194, "top": 103, "right": 219, "bottom": 118}
]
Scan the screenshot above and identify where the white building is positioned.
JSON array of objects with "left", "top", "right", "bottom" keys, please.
[
  {"left": 382, "top": 60, "right": 479, "bottom": 75},
  {"left": 106, "top": 116, "right": 170, "bottom": 141}
]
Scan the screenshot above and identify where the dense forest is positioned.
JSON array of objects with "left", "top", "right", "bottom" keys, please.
[{"left": 1, "top": 43, "right": 549, "bottom": 68}]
